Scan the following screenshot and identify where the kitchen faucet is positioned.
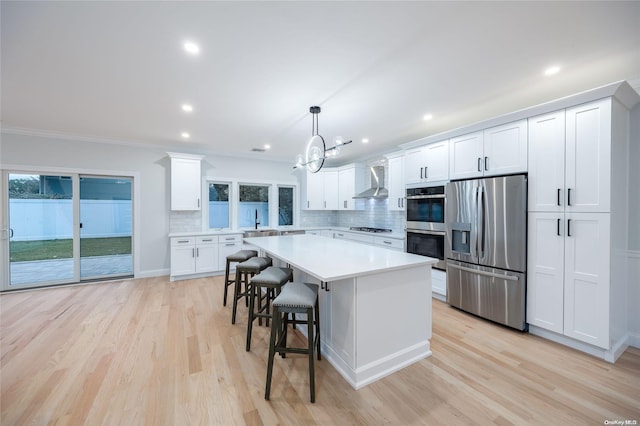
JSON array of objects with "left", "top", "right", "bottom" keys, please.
[{"left": 254, "top": 209, "right": 260, "bottom": 230}]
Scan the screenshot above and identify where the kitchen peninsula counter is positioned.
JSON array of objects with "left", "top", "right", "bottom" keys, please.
[{"left": 244, "top": 234, "right": 436, "bottom": 389}]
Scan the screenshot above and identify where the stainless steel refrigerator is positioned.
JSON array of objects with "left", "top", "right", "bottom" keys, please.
[{"left": 445, "top": 174, "right": 527, "bottom": 330}]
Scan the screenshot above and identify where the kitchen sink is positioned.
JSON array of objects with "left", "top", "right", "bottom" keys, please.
[{"left": 243, "top": 229, "right": 280, "bottom": 238}]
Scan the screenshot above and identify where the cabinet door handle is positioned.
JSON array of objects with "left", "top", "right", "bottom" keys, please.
[
  {"left": 224, "top": 237, "right": 234, "bottom": 241},
  {"left": 477, "top": 158, "right": 482, "bottom": 172},
  {"left": 484, "top": 157, "right": 489, "bottom": 171},
  {"left": 197, "top": 198, "right": 200, "bottom": 208},
  {"left": 383, "top": 241, "right": 392, "bottom": 245},
  {"left": 324, "top": 201, "right": 326, "bottom": 208},
  {"left": 557, "top": 218, "right": 561, "bottom": 236},
  {"left": 425, "top": 166, "right": 428, "bottom": 179},
  {"left": 307, "top": 200, "right": 310, "bottom": 208},
  {"left": 567, "top": 219, "right": 572, "bottom": 237},
  {"left": 196, "top": 248, "right": 199, "bottom": 257},
  {"left": 225, "top": 243, "right": 236, "bottom": 246},
  {"left": 567, "top": 188, "right": 572, "bottom": 206},
  {"left": 420, "top": 167, "right": 423, "bottom": 179},
  {"left": 557, "top": 189, "right": 561, "bottom": 206},
  {"left": 344, "top": 200, "right": 347, "bottom": 209},
  {"left": 192, "top": 248, "right": 195, "bottom": 257},
  {"left": 325, "top": 282, "right": 330, "bottom": 292},
  {"left": 398, "top": 198, "right": 401, "bottom": 208},
  {"left": 201, "top": 238, "right": 213, "bottom": 242},
  {"left": 178, "top": 239, "right": 190, "bottom": 243}
]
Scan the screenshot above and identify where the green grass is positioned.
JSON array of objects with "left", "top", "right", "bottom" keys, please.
[{"left": 9, "top": 237, "right": 132, "bottom": 262}]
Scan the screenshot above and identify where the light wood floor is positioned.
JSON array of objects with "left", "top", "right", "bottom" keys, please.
[{"left": 1, "top": 275, "right": 639, "bottom": 425}]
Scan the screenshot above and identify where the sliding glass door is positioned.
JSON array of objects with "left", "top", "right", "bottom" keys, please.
[
  {"left": 79, "top": 176, "right": 133, "bottom": 280},
  {"left": 7, "top": 173, "right": 75, "bottom": 287},
  {"left": 3, "top": 172, "right": 134, "bottom": 289}
]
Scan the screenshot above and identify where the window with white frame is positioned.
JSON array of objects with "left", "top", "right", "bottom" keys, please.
[
  {"left": 208, "top": 182, "right": 230, "bottom": 229},
  {"left": 278, "top": 186, "right": 294, "bottom": 226},
  {"left": 238, "top": 184, "right": 270, "bottom": 228}
]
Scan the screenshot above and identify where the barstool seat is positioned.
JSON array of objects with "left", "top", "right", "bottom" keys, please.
[
  {"left": 246, "top": 267, "right": 293, "bottom": 351},
  {"left": 231, "top": 256, "right": 272, "bottom": 324},
  {"left": 265, "top": 282, "right": 321, "bottom": 403},
  {"left": 223, "top": 250, "right": 257, "bottom": 306}
]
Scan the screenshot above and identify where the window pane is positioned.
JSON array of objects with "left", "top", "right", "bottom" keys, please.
[
  {"left": 209, "top": 182, "right": 230, "bottom": 228},
  {"left": 278, "top": 187, "right": 293, "bottom": 226},
  {"left": 239, "top": 184, "right": 269, "bottom": 228}
]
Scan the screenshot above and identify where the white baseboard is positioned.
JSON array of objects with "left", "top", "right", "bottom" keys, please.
[
  {"left": 529, "top": 325, "right": 629, "bottom": 363},
  {"left": 135, "top": 268, "right": 170, "bottom": 279}
]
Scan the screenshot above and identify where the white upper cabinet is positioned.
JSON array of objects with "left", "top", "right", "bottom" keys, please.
[
  {"left": 168, "top": 152, "right": 203, "bottom": 211},
  {"left": 528, "top": 110, "right": 566, "bottom": 212},
  {"left": 337, "top": 166, "right": 364, "bottom": 210},
  {"left": 404, "top": 140, "right": 449, "bottom": 185},
  {"left": 449, "top": 120, "right": 527, "bottom": 180},
  {"left": 301, "top": 164, "right": 363, "bottom": 210},
  {"left": 449, "top": 131, "right": 484, "bottom": 180},
  {"left": 324, "top": 170, "right": 340, "bottom": 210},
  {"left": 483, "top": 120, "right": 528, "bottom": 176},
  {"left": 528, "top": 98, "right": 611, "bottom": 213},
  {"left": 424, "top": 141, "right": 450, "bottom": 182},
  {"left": 304, "top": 171, "right": 324, "bottom": 210},
  {"left": 386, "top": 154, "right": 405, "bottom": 211},
  {"left": 404, "top": 147, "right": 426, "bottom": 184},
  {"left": 565, "top": 99, "right": 611, "bottom": 213}
]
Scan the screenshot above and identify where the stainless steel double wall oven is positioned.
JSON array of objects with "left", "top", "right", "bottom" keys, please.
[{"left": 405, "top": 184, "right": 446, "bottom": 270}]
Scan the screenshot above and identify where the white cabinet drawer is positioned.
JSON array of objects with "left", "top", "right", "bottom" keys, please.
[
  {"left": 374, "top": 237, "right": 404, "bottom": 250},
  {"left": 334, "top": 231, "right": 374, "bottom": 244},
  {"left": 219, "top": 234, "right": 242, "bottom": 243},
  {"left": 171, "top": 237, "right": 195, "bottom": 246},
  {"left": 197, "top": 236, "right": 218, "bottom": 245}
]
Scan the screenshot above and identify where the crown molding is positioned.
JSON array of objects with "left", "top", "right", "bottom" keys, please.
[{"left": 0, "top": 126, "right": 293, "bottom": 165}]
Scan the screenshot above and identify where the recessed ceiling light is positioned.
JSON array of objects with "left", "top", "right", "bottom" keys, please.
[
  {"left": 181, "top": 132, "right": 190, "bottom": 139},
  {"left": 183, "top": 42, "right": 200, "bottom": 55},
  {"left": 264, "top": 144, "right": 271, "bottom": 150},
  {"left": 181, "top": 104, "right": 193, "bottom": 112},
  {"left": 362, "top": 138, "right": 369, "bottom": 144},
  {"left": 544, "top": 65, "right": 561, "bottom": 76},
  {"left": 423, "top": 114, "right": 433, "bottom": 121}
]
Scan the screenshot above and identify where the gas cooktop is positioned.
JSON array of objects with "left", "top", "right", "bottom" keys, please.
[{"left": 349, "top": 227, "right": 393, "bottom": 233}]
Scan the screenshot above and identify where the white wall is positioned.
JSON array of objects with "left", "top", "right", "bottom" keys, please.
[{"left": 0, "top": 132, "right": 295, "bottom": 278}]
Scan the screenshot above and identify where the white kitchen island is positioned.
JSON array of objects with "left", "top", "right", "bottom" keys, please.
[{"left": 244, "top": 234, "right": 437, "bottom": 389}]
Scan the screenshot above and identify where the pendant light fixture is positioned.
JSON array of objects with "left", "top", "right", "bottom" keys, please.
[{"left": 294, "top": 106, "right": 352, "bottom": 173}]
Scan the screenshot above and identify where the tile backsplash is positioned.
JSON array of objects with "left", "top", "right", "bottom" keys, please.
[
  {"left": 172, "top": 199, "right": 405, "bottom": 233},
  {"left": 300, "top": 198, "right": 405, "bottom": 232}
]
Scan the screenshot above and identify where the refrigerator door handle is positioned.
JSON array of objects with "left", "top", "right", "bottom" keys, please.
[
  {"left": 480, "top": 186, "right": 486, "bottom": 258},
  {"left": 447, "top": 262, "right": 520, "bottom": 281}
]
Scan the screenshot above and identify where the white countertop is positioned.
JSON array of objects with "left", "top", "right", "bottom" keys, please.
[
  {"left": 170, "top": 227, "right": 406, "bottom": 239},
  {"left": 244, "top": 234, "right": 435, "bottom": 282}
]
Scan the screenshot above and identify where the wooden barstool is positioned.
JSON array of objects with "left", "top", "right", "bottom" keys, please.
[
  {"left": 231, "top": 256, "right": 272, "bottom": 324},
  {"left": 265, "top": 282, "right": 321, "bottom": 403},
  {"left": 246, "top": 266, "right": 293, "bottom": 351},
  {"left": 222, "top": 250, "right": 257, "bottom": 306}
]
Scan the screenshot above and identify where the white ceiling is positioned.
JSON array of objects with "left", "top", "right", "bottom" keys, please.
[{"left": 2, "top": 1, "right": 639, "bottom": 166}]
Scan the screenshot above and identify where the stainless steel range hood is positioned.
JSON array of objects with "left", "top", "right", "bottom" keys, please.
[{"left": 353, "top": 165, "right": 388, "bottom": 199}]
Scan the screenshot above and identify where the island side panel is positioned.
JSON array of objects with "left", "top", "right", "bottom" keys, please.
[{"left": 354, "top": 265, "right": 432, "bottom": 386}]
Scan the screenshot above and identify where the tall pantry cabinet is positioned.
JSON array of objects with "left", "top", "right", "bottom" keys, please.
[{"left": 527, "top": 95, "right": 635, "bottom": 360}]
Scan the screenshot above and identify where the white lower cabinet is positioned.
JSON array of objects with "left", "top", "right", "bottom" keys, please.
[
  {"left": 373, "top": 236, "right": 404, "bottom": 251},
  {"left": 217, "top": 234, "right": 243, "bottom": 272},
  {"left": 527, "top": 212, "right": 611, "bottom": 349},
  {"left": 170, "top": 236, "right": 219, "bottom": 278},
  {"left": 170, "top": 233, "right": 242, "bottom": 280}
]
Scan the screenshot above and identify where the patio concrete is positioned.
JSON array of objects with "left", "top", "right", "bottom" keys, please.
[{"left": 10, "top": 255, "right": 133, "bottom": 286}]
